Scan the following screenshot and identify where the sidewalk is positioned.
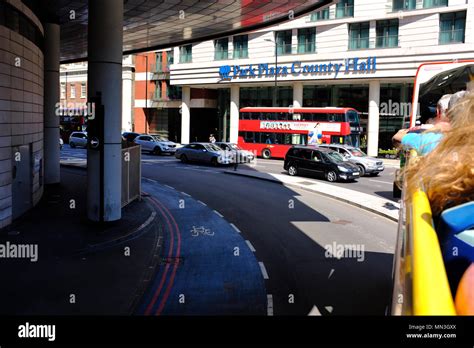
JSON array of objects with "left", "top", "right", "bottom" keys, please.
[
  {"left": 380, "top": 158, "right": 400, "bottom": 168},
  {"left": 0, "top": 166, "right": 161, "bottom": 315},
  {"left": 225, "top": 169, "right": 400, "bottom": 222}
]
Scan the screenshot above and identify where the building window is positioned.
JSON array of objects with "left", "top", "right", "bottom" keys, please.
[
  {"left": 80, "top": 83, "right": 86, "bottom": 98},
  {"left": 336, "top": 0, "right": 354, "bottom": 18},
  {"left": 423, "top": 0, "right": 448, "bottom": 8},
  {"left": 439, "top": 11, "right": 466, "bottom": 44},
  {"left": 214, "top": 38, "right": 229, "bottom": 60},
  {"left": 167, "top": 50, "right": 174, "bottom": 65},
  {"left": 155, "top": 52, "right": 163, "bottom": 72},
  {"left": 154, "top": 82, "right": 161, "bottom": 100},
  {"left": 179, "top": 44, "right": 192, "bottom": 63},
  {"left": 297, "top": 27, "right": 316, "bottom": 53},
  {"left": 376, "top": 19, "right": 399, "bottom": 48},
  {"left": 167, "top": 82, "right": 182, "bottom": 100},
  {"left": 349, "top": 22, "right": 369, "bottom": 50},
  {"left": 70, "top": 84, "right": 75, "bottom": 98},
  {"left": 311, "top": 8, "right": 330, "bottom": 21},
  {"left": 60, "top": 83, "right": 66, "bottom": 99},
  {"left": 233, "top": 34, "right": 248, "bottom": 59},
  {"left": 393, "top": 0, "right": 416, "bottom": 10},
  {"left": 275, "top": 30, "right": 292, "bottom": 56}
]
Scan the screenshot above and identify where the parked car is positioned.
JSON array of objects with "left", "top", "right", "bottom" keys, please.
[
  {"left": 214, "top": 142, "right": 255, "bottom": 163},
  {"left": 122, "top": 132, "right": 140, "bottom": 143},
  {"left": 318, "top": 144, "right": 384, "bottom": 176},
  {"left": 175, "top": 142, "right": 233, "bottom": 166},
  {"left": 134, "top": 134, "right": 177, "bottom": 155},
  {"left": 69, "top": 132, "right": 88, "bottom": 148},
  {"left": 284, "top": 145, "right": 360, "bottom": 182}
]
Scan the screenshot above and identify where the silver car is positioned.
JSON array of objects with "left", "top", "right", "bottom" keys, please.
[
  {"left": 69, "top": 131, "right": 88, "bottom": 148},
  {"left": 175, "top": 142, "right": 233, "bottom": 166},
  {"left": 134, "top": 134, "right": 177, "bottom": 155},
  {"left": 318, "top": 144, "right": 384, "bottom": 176},
  {"left": 214, "top": 142, "right": 255, "bottom": 163}
]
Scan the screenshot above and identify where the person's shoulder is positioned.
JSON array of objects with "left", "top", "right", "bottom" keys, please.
[
  {"left": 401, "top": 132, "right": 421, "bottom": 146},
  {"left": 420, "top": 131, "right": 443, "bottom": 142}
]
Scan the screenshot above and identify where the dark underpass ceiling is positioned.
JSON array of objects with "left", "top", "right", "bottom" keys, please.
[{"left": 31, "top": 0, "right": 332, "bottom": 62}]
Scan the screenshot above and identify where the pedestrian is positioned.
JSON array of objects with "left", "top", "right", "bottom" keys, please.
[
  {"left": 209, "top": 134, "right": 216, "bottom": 143},
  {"left": 233, "top": 156, "right": 238, "bottom": 171}
]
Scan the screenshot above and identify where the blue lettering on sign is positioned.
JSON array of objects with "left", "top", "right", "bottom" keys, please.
[{"left": 219, "top": 57, "right": 377, "bottom": 80}]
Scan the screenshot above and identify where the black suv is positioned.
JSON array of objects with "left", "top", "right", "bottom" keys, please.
[{"left": 284, "top": 146, "right": 360, "bottom": 182}]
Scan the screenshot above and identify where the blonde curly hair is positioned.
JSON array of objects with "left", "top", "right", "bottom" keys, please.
[{"left": 403, "top": 92, "right": 474, "bottom": 216}]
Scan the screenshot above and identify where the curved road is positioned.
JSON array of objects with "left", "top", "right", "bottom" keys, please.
[{"left": 141, "top": 158, "right": 397, "bottom": 315}]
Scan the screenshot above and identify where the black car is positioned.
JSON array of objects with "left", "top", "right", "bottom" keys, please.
[
  {"left": 122, "top": 132, "right": 140, "bottom": 143},
  {"left": 284, "top": 146, "right": 360, "bottom": 182}
]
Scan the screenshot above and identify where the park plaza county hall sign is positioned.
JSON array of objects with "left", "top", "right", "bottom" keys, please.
[{"left": 218, "top": 57, "right": 377, "bottom": 80}]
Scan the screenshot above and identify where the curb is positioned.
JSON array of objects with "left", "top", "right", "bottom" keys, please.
[
  {"left": 60, "top": 162, "right": 87, "bottom": 170},
  {"left": 224, "top": 171, "right": 399, "bottom": 223},
  {"left": 225, "top": 170, "right": 284, "bottom": 185}
]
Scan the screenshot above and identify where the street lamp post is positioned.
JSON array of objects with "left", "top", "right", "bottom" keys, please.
[{"left": 265, "top": 38, "right": 278, "bottom": 107}]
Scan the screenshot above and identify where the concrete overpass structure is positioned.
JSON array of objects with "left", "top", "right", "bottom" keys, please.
[{"left": 0, "top": 0, "right": 332, "bottom": 227}]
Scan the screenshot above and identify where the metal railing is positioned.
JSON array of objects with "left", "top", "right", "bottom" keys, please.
[
  {"left": 375, "top": 34, "right": 399, "bottom": 48},
  {"left": 348, "top": 37, "right": 370, "bottom": 50},
  {"left": 439, "top": 29, "right": 465, "bottom": 44},
  {"left": 276, "top": 43, "right": 293, "bottom": 56},
  {"left": 297, "top": 42, "right": 316, "bottom": 54},
  {"left": 121, "top": 145, "right": 141, "bottom": 208}
]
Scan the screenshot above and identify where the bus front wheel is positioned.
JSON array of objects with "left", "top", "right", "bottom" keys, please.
[{"left": 262, "top": 149, "right": 271, "bottom": 159}]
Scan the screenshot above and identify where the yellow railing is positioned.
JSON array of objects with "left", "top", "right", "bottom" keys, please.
[
  {"left": 409, "top": 190, "right": 456, "bottom": 315},
  {"left": 392, "top": 149, "right": 457, "bottom": 315}
]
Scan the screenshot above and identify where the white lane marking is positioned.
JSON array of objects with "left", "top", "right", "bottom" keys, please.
[
  {"left": 308, "top": 305, "right": 322, "bottom": 316},
  {"left": 328, "top": 269, "right": 335, "bottom": 279},
  {"left": 245, "top": 240, "right": 256, "bottom": 252},
  {"left": 213, "top": 210, "right": 224, "bottom": 218},
  {"left": 325, "top": 306, "right": 333, "bottom": 313},
  {"left": 230, "top": 223, "right": 241, "bottom": 233},
  {"left": 146, "top": 178, "right": 157, "bottom": 183},
  {"left": 143, "top": 163, "right": 153, "bottom": 165},
  {"left": 369, "top": 179, "right": 392, "bottom": 185},
  {"left": 164, "top": 184, "right": 174, "bottom": 190},
  {"left": 259, "top": 262, "right": 269, "bottom": 279},
  {"left": 181, "top": 192, "right": 191, "bottom": 197},
  {"left": 267, "top": 294, "right": 274, "bottom": 316}
]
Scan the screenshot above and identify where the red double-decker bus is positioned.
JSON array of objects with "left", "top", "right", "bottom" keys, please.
[{"left": 238, "top": 107, "right": 361, "bottom": 159}]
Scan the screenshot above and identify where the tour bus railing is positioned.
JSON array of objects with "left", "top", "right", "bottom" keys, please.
[{"left": 392, "top": 150, "right": 456, "bottom": 315}]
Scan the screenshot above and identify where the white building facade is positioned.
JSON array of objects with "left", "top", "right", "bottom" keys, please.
[
  {"left": 170, "top": 0, "right": 474, "bottom": 156},
  {"left": 59, "top": 55, "right": 135, "bottom": 134}
]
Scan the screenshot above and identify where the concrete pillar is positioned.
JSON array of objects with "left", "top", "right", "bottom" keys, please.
[
  {"left": 43, "top": 23, "right": 60, "bottom": 184},
  {"left": 367, "top": 80, "right": 380, "bottom": 157},
  {"left": 293, "top": 82, "right": 303, "bottom": 108},
  {"left": 223, "top": 110, "right": 228, "bottom": 142},
  {"left": 331, "top": 85, "right": 339, "bottom": 106},
  {"left": 229, "top": 85, "right": 239, "bottom": 143},
  {"left": 87, "top": 0, "right": 123, "bottom": 222},
  {"left": 181, "top": 86, "right": 190, "bottom": 144},
  {"left": 122, "top": 57, "right": 134, "bottom": 132}
]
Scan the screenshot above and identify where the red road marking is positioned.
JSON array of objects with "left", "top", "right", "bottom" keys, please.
[
  {"left": 144, "top": 197, "right": 175, "bottom": 315},
  {"left": 151, "top": 197, "right": 182, "bottom": 316}
]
